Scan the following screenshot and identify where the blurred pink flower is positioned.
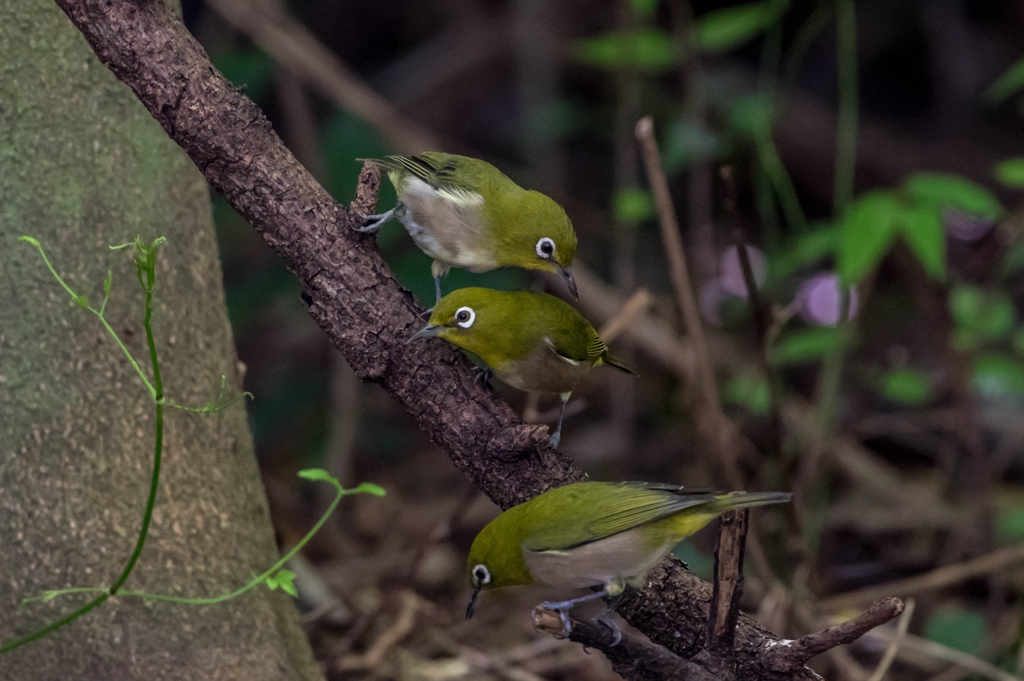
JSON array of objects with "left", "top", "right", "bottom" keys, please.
[
  {"left": 797, "top": 273, "right": 858, "bottom": 326},
  {"left": 945, "top": 210, "right": 993, "bottom": 242}
]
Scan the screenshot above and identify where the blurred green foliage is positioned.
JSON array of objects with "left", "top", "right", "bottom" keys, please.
[
  {"left": 924, "top": 606, "right": 987, "bottom": 655},
  {"left": 995, "top": 158, "right": 1024, "bottom": 188},
  {"left": 768, "top": 328, "right": 840, "bottom": 366},
  {"left": 877, "top": 368, "right": 932, "bottom": 407},
  {"left": 723, "top": 372, "right": 771, "bottom": 415},
  {"left": 693, "top": 0, "right": 788, "bottom": 53},
  {"left": 573, "top": 29, "right": 682, "bottom": 73}
]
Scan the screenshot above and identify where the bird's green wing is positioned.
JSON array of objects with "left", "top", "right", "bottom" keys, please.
[
  {"left": 376, "top": 152, "right": 496, "bottom": 199},
  {"left": 522, "top": 482, "right": 717, "bottom": 552},
  {"left": 539, "top": 304, "right": 602, "bottom": 364}
]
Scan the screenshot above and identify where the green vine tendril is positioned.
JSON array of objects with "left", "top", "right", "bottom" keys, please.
[{"left": 0, "top": 237, "right": 384, "bottom": 655}]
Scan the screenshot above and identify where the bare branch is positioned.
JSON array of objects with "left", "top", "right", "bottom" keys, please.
[
  {"left": 764, "top": 598, "right": 905, "bottom": 673},
  {"left": 533, "top": 607, "right": 718, "bottom": 681}
]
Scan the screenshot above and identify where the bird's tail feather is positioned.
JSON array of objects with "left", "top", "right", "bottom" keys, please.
[
  {"left": 601, "top": 353, "right": 635, "bottom": 375},
  {"left": 708, "top": 491, "right": 791, "bottom": 514}
]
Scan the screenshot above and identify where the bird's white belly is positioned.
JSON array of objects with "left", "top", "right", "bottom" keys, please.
[
  {"left": 397, "top": 177, "right": 495, "bottom": 271},
  {"left": 523, "top": 528, "right": 674, "bottom": 592}
]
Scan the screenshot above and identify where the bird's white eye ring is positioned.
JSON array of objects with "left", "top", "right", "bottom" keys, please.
[
  {"left": 472, "top": 564, "right": 491, "bottom": 586},
  {"left": 536, "top": 237, "right": 556, "bottom": 259},
  {"left": 455, "top": 306, "right": 476, "bottom": 329}
]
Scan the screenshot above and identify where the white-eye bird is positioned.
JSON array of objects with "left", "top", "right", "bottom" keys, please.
[
  {"left": 410, "top": 288, "right": 632, "bottom": 447},
  {"left": 465, "top": 481, "right": 791, "bottom": 639},
  {"left": 359, "top": 153, "right": 579, "bottom": 303}
]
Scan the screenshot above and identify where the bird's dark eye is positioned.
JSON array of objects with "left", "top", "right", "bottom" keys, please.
[
  {"left": 455, "top": 306, "right": 476, "bottom": 328},
  {"left": 536, "top": 237, "right": 556, "bottom": 259}
]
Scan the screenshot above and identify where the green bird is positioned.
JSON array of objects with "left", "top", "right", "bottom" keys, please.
[
  {"left": 465, "top": 481, "right": 791, "bottom": 639},
  {"left": 410, "top": 288, "right": 632, "bottom": 447},
  {"left": 359, "top": 153, "right": 578, "bottom": 303}
]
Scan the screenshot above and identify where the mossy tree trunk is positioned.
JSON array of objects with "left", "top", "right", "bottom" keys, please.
[{"left": 0, "top": 2, "right": 322, "bottom": 680}]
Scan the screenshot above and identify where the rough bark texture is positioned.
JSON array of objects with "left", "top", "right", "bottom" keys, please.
[
  {"left": 38, "top": 0, "right": 885, "bottom": 678},
  {"left": 0, "top": 2, "right": 321, "bottom": 679}
]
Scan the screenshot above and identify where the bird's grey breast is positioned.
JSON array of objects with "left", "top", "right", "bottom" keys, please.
[
  {"left": 523, "top": 527, "right": 673, "bottom": 591},
  {"left": 496, "top": 341, "right": 592, "bottom": 394},
  {"left": 397, "top": 176, "right": 493, "bottom": 269}
]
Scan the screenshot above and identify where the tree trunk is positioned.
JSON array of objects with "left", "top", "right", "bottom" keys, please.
[{"left": 0, "top": 2, "right": 322, "bottom": 680}]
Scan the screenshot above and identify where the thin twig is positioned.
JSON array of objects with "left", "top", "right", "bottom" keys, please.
[
  {"left": 765, "top": 598, "right": 904, "bottom": 673},
  {"left": 862, "top": 630, "right": 1020, "bottom": 681},
  {"left": 866, "top": 598, "right": 915, "bottom": 681},
  {"left": 635, "top": 118, "right": 778, "bottom": 589},
  {"left": 819, "top": 544, "right": 1024, "bottom": 612},
  {"left": 599, "top": 288, "right": 654, "bottom": 343},
  {"left": 204, "top": 0, "right": 441, "bottom": 153},
  {"left": 635, "top": 117, "right": 726, "bottom": 465},
  {"left": 336, "top": 591, "right": 419, "bottom": 671}
]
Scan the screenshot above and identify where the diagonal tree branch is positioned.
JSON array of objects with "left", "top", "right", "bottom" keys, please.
[{"left": 48, "top": 0, "right": 898, "bottom": 678}]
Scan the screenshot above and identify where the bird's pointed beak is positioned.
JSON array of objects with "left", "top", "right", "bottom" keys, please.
[
  {"left": 466, "top": 588, "right": 481, "bottom": 620},
  {"left": 408, "top": 324, "right": 441, "bottom": 344},
  {"left": 559, "top": 267, "right": 578, "bottom": 300}
]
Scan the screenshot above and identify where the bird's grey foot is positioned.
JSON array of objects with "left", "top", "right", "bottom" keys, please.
[
  {"left": 473, "top": 366, "right": 494, "bottom": 386},
  {"left": 358, "top": 203, "right": 404, "bottom": 233},
  {"left": 592, "top": 610, "right": 623, "bottom": 646},
  {"left": 540, "top": 589, "right": 609, "bottom": 636},
  {"left": 548, "top": 430, "right": 561, "bottom": 448}
]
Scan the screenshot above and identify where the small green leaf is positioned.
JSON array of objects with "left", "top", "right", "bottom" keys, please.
[
  {"left": 273, "top": 569, "right": 298, "bottom": 597},
  {"left": 574, "top": 29, "right": 682, "bottom": 72},
  {"left": 693, "top": 0, "right": 784, "bottom": 53},
  {"left": 973, "top": 354, "right": 1024, "bottom": 399},
  {"left": 727, "top": 94, "right": 773, "bottom": 137},
  {"left": 997, "top": 502, "right": 1024, "bottom": 540},
  {"left": 901, "top": 204, "right": 946, "bottom": 281},
  {"left": 297, "top": 468, "right": 336, "bottom": 483},
  {"left": 723, "top": 373, "right": 771, "bottom": 415},
  {"left": 950, "top": 286, "right": 1016, "bottom": 343},
  {"left": 924, "top": 607, "right": 986, "bottom": 655},
  {"left": 903, "top": 173, "right": 1004, "bottom": 221},
  {"left": 613, "top": 188, "right": 655, "bottom": 223},
  {"left": 350, "top": 482, "right": 387, "bottom": 497},
  {"left": 984, "top": 56, "right": 1024, "bottom": 105},
  {"left": 878, "top": 368, "right": 932, "bottom": 406},
  {"left": 264, "top": 574, "right": 279, "bottom": 591},
  {"left": 73, "top": 294, "right": 89, "bottom": 308},
  {"left": 18, "top": 236, "right": 41, "bottom": 247},
  {"left": 41, "top": 591, "right": 59, "bottom": 602},
  {"left": 630, "top": 0, "right": 658, "bottom": 19},
  {"left": 103, "top": 270, "right": 113, "bottom": 298},
  {"left": 838, "top": 190, "right": 903, "bottom": 284},
  {"left": 995, "top": 158, "right": 1024, "bottom": 188},
  {"left": 768, "top": 328, "right": 839, "bottom": 366},
  {"left": 770, "top": 225, "right": 838, "bottom": 280}
]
